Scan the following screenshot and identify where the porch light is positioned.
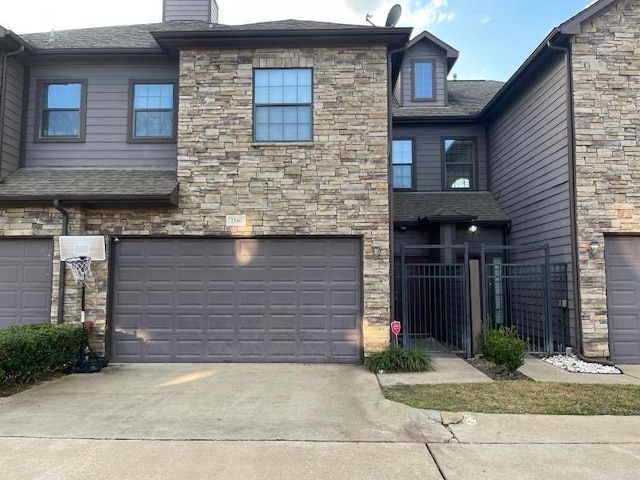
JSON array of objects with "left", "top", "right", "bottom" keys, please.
[
  {"left": 468, "top": 224, "right": 478, "bottom": 234},
  {"left": 589, "top": 239, "right": 599, "bottom": 259}
]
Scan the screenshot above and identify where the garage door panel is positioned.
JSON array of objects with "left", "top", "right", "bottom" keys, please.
[
  {"left": 0, "top": 265, "right": 20, "bottom": 283},
  {"left": 606, "top": 236, "right": 640, "bottom": 363},
  {"left": 0, "top": 239, "right": 53, "bottom": 328},
  {"left": 111, "top": 238, "right": 362, "bottom": 363}
]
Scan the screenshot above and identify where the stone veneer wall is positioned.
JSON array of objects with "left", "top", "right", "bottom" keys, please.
[
  {"left": 572, "top": 0, "right": 640, "bottom": 357},
  {"left": 2, "top": 46, "right": 392, "bottom": 355}
]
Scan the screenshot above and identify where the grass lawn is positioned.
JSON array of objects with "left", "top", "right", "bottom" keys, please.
[{"left": 384, "top": 382, "right": 640, "bottom": 415}]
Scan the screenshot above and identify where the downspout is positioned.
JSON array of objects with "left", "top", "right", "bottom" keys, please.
[
  {"left": 548, "top": 37, "right": 582, "bottom": 356},
  {"left": 387, "top": 45, "right": 406, "bottom": 329},
  {"left": 0, "top": 45, "right": 24, "bottom": 179},
  {"left": 53, "top": 200, "right": 68, "bottom": 324}
]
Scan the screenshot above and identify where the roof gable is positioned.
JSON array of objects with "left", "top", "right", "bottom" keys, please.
[{"left": 406, "top": 31, "right": 459, "bottom": 72}]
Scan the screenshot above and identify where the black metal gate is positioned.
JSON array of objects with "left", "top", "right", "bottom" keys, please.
[
  {"left": 481, "top": 244, "right": 569, "bottom": 354},
  {"left": 394, "top": 244, "right": 471, "bottom": 356},
  {"left": 394, "top": 243, "right": 569, "bottom": 357}
]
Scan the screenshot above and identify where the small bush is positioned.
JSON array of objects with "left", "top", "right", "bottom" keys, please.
[
  {"left": 0, "top": 323, "right": 86, "bottom": 385},
  {"left": 478, "top": 325, "right": 527, "bottom": 373},
  {"left": 365, "top": 346, "right": 432, "bottom": 373}
]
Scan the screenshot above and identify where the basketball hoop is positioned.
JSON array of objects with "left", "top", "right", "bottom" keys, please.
[{"left": 66, "top": 256, "right": 92, "bottom": 286}]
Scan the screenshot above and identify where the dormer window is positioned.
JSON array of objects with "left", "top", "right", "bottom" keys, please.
[{"left": 412, "top": 59, "right": 435, "bottom": 102}]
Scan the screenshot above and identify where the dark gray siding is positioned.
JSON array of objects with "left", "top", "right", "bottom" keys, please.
[
  {"left": 163, "top": 0, "right": 216, "bottom": 23},
  {"left": 25, "top": 59, "right": 178, "bottom": 168},
  {"left": 400, "top": 41, "right": 447, "bottom": 107},
  {"left": 487, "top": 54, "right": 574, "bottom": 342},
  {"left": 456, "top": 226, "right": 504, "bottom": 258},
  {"left": 393, "top": 124, "right": 488, "bottom": 191},
  {"left": 1, "top": 56, "right": 24, "bottom": 178}
]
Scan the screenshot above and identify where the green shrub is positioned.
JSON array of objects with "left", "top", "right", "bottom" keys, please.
[
  {"left": 478, "top": 325, "right": 527, "bottom": 373},
  {"left": 365, "top": 345, "right": 432, "bottom": 373},
  {"left": 0, "top": 323, "right": 86, "bottom": 385}
]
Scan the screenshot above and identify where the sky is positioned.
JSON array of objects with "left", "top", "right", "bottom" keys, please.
[{"left": 1, "top": 0, "right": 597, "bottom": 81}]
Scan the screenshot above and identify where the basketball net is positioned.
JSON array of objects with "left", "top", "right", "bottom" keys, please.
[{"left": 66, "top": 256, "right": 92, "bottom": 286}]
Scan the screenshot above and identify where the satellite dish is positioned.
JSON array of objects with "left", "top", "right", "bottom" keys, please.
[{"left": 385, "top": 4, "right": 402, "bottom": 27}]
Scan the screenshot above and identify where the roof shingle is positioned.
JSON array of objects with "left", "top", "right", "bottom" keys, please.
[
  {"left": 393, "top": 80, "right": 504, "bottom": 119},
  {"left": 394, "top": 191, "right": 509, "bottom": 223},
  {"left": 0, "top": 168, "right": 178, "bottom": 205}
]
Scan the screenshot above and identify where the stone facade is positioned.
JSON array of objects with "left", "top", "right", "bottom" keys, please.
[
  {"left": 3, "top": 46, "right": 392, "bottom": 355},
  {"left": 572, "top": 0, "right": 640, "bottom": 357}
]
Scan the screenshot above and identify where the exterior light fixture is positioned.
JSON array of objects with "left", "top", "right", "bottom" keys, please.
[
  {"left": 589, "top": 239, "right": 599, "bottom": 259},
  {"left": 468, "top": 224, "right": 478, "bottom": 234}
]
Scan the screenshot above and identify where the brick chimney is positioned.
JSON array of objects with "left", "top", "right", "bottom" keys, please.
[{"left": 163, "top": 0, "right": 219, "bottom": 23}]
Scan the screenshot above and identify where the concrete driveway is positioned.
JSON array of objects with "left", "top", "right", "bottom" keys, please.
[{"left": 0, "top": 364, "right": 449, "bottom": 479}]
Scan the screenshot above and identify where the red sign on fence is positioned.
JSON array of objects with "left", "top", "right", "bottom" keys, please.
[{"left": 390, "top": 321, "right": 401, "bottom": 336}]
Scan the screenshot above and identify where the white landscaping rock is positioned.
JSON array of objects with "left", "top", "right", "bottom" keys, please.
[{"left": 543, "top": 354, "right": 621, "bottom": 374}]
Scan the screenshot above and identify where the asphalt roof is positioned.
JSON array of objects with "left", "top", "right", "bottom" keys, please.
[
  {"left": 393, "top": 80, "right": 505, "bottom": 119},
  {"left": 20, "top": 20, "right": 389, "bottom": 50},
  {"left": 394, "top": 191, "right": 509, "bottom": 223},
  {"left": 0, "top": 168, "right": 178, "bottom": 205}
]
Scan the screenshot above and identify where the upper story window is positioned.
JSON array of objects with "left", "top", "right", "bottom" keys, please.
[
  {"left": 412, "top": 60, "right": 435, "bottom": 102},
  {"left": 254, "top": 68, "right": 312, "bottom": 142},
  {"left": 129, "top": 81, "right": 176, "bottom": 142},
  {"left": 392, "top": 139, "right": 414, "bottom": 190},
  {"left": 443, "top": 138, "right": 476, "bottom": 190},
  {"left": 36, "top": 80, "right": 86, "bottom": 142}
]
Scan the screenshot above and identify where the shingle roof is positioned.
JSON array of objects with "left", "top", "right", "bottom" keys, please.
[
  {"left": 0, "top": 168, "right": 178, "bottom": 205},
  {"left": 20, "top": 19, "right": 383, "bottom": 50},
  {"left": 394, "top": 191, "right": 509, "bottom": 223},
  {"left": 393, "top": 80, "right": 504, "bottom": 119}
]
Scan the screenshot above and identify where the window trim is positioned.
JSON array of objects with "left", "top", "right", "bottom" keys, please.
[
  {"left": 127, "top": 79, "right": 178, "bottom": 144},
  {"left": 252, "top": 67, "right": 314, "bottom": 143},
  {"left": 392, "top": 137, "right": 416, "bottom": 191},
  {"left": 441, "top": 136, "right": 478, "bottom": 191},
  {"left": 34, "top": 79, "right": 87, "bottom": 143},
  {"left": 411, "top": 59, "right": 436, "bottom": 102}
]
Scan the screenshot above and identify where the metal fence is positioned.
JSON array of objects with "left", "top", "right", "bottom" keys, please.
[
  {"left": 481, "top": 244, "right": 569, "bottom": 354},
  {"left": 395, "top": 245, "right": 471, "bottom": 356},
  {"left": 394, "top": 242, "right": 569, "bottom": 357}
]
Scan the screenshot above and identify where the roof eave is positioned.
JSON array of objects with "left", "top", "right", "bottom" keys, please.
[
  {"left": 0, "top": 189, "right": 179, "bottom": 207},
  {"left": 151, "top": 27, "right": 412, "bottom": 54},
  {"left": 393, "top": 114, "right": 482, "bottom": 124},
  {"left": 29, "top": 47, "right": 167, "bottom": 59}
]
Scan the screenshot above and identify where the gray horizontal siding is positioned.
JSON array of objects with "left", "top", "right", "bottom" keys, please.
[
  {"left": 400, "top": 42, "right": 447, "bottom": 107},
  {"left": 487, "top": 54, "right": 574, "bottom": 344},
  {"left": 163, "top": 0, "right": 213, "bottom": 22},
  {"left": 25, "top": 60, "right": 178, "bottom": 168},
  {"left": 1, "top": 57, "right": 24, "bottom": 178},
  {"left": 393, "top": 124, "right": 488, "bottom": 191},
  {"left": 488, "top": 55, "right": 570, "bottom": 264}
]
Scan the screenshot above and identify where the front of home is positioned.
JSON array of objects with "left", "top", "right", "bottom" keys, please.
[
  {"left": 0, "top": 0, "right": 410, "bottom": 362},
  {"left": 1, "top": 0, "right": 639, "bottom": 364}
]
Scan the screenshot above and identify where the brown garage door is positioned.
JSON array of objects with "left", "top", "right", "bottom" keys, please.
[
  {"left": 0, "top": 239, "right": 53, "bottom": 329},
  {"left": 111, "top": 238, "right": 362, "bottom": 363},
  {"left": 605, "top": 236, "right": 640, "bottom": 364}
]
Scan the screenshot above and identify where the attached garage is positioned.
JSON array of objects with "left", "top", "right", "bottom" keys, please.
[
  {"left": 0, "top": 239, "right": 53, "bottom": 328},
  {"left": 110, "top": 237, "right": 362, "bottom": 363},
  {"left": 605, "top": 236, "right": 640, "bottom": 364}
]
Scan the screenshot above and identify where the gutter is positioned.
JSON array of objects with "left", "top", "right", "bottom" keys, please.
[
  {"left": 548, "top": 37, "right": 583, "bottom": 357},
  {"left": 53, "top": 200, "right": 68, "bottom": 324},
  {"left": 0, "top": 45, "right": 24, "bottom": 179},
  {"left": 387, "top": 44, "right": 408, "bottom": 326}
]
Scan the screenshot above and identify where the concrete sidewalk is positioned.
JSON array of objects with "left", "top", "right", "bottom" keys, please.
[{"left": 378, "top": 351, "right": 640, "bottom": 385}]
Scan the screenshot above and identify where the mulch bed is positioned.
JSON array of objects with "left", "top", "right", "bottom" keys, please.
[{"left": 466, "top": 356, "right": 533, "bottom": 381}]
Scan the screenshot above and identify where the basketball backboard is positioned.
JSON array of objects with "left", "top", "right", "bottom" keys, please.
[{"left": 59, "top": 235, "right": 106, "bottom": 261}]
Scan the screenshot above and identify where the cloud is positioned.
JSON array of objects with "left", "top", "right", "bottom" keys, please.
[
  {"left": 480, "top": 15, "right": 492, "bottom": 25},
  {"left": 344, "top": 0, "right": 387, "bottom": 14}
]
